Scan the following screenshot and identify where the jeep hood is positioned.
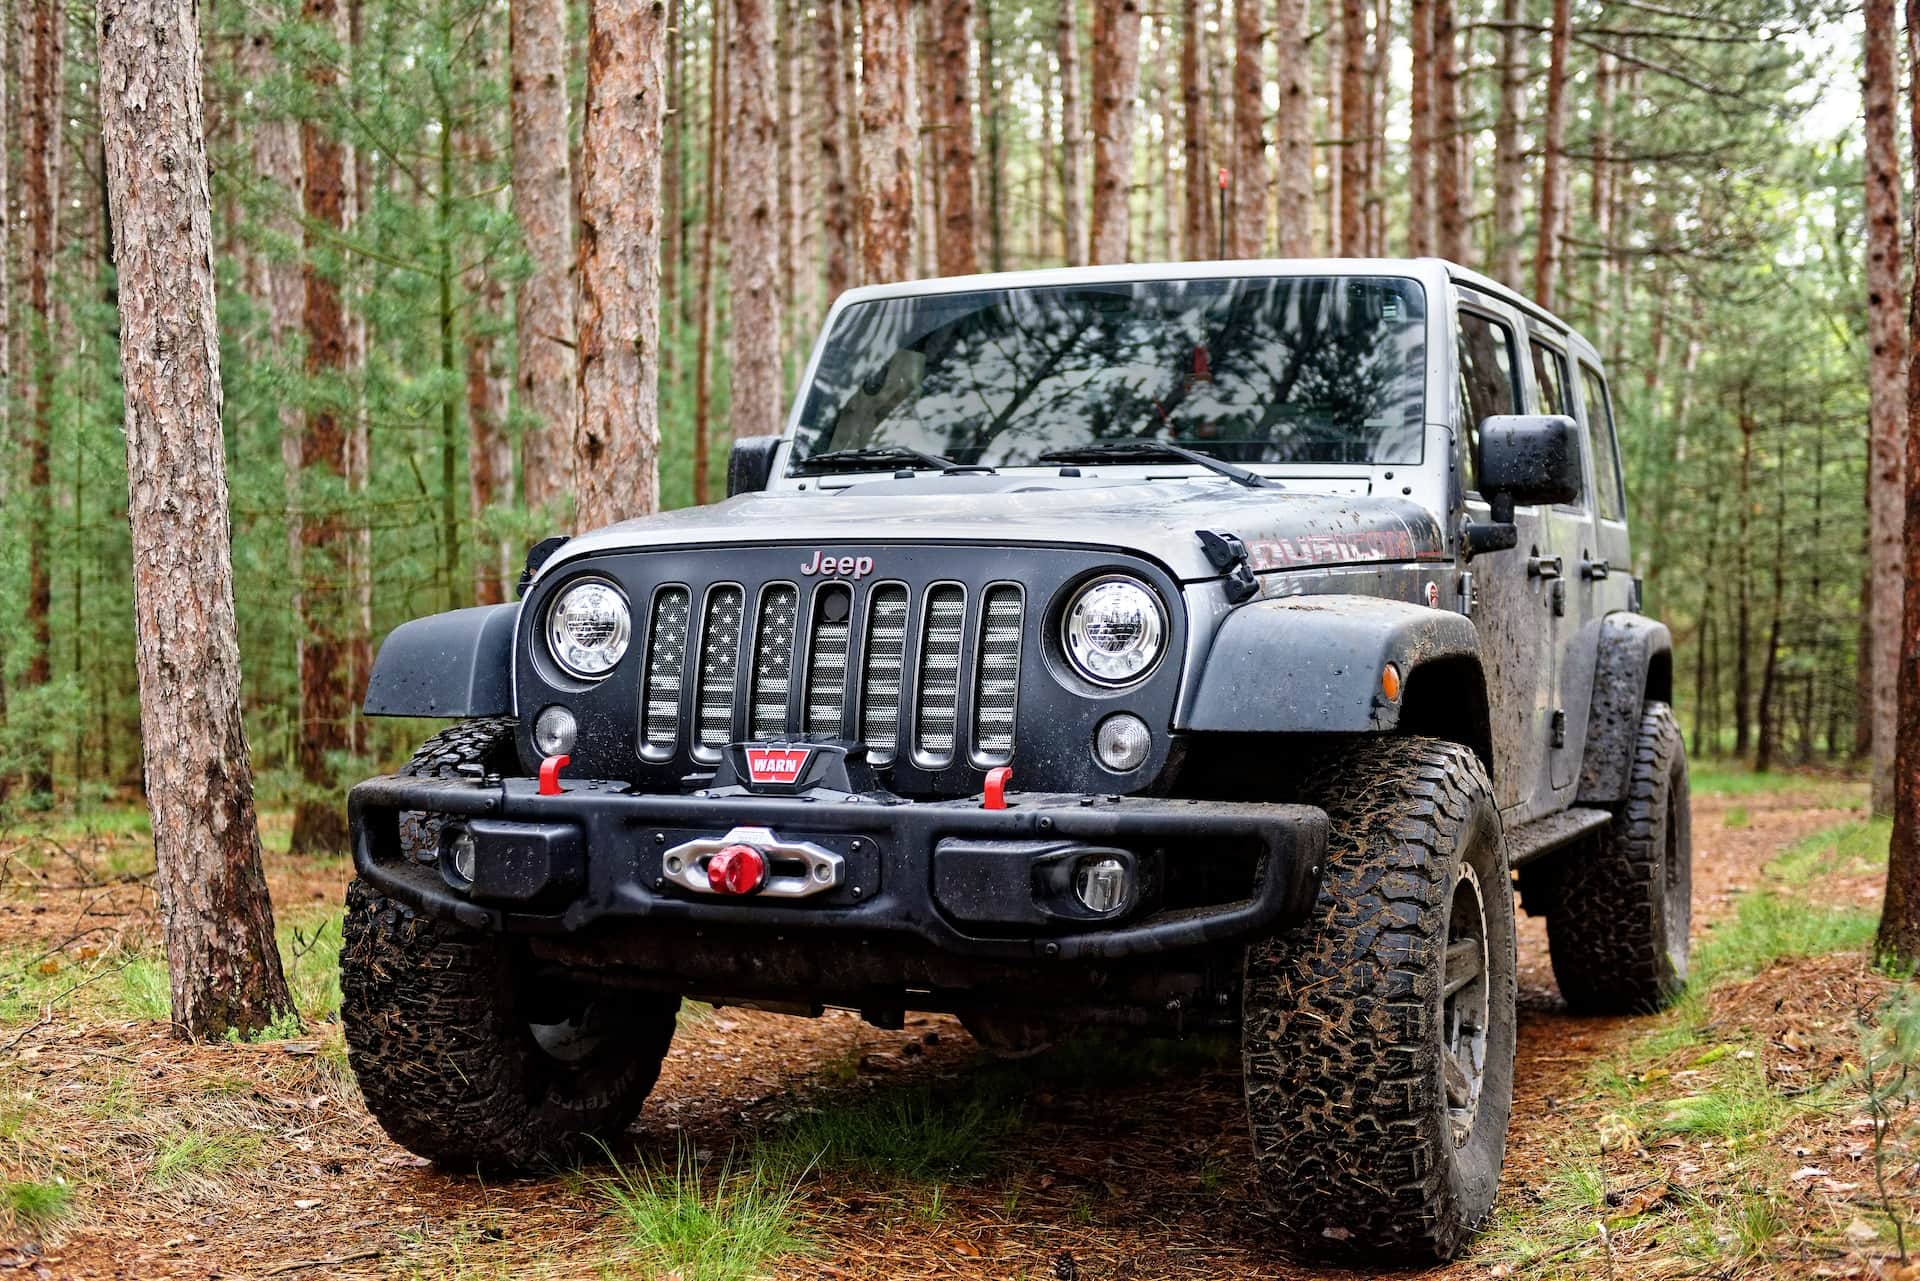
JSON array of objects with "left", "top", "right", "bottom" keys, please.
[{"left": 542, "top": 476, "right": 1449, "bottom": 584}]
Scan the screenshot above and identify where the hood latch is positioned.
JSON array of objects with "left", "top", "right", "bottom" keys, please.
[{"left": 1196, "top": 530, "right": 1260, "bottom": 604}]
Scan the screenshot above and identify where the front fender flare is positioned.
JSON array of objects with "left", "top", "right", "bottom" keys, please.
[
  {"left": 363, "top": 604, "right": 517, "bottom": 718},
  {"left": 1576, "top": 611, "right": 1673, "bottom": 804},
  {"left": 1179, "top": 595, "right": 1481, "bottom": 734}
]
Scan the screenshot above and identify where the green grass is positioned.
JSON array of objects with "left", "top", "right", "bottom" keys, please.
[
  {"left": 602, "top": 1152, "right": 811, "bottom": 1281},
  {"left": 150, "top": 1129, "right": 262, "bottom": 1190},
  {"left": 1688, "top": 760, "right": 1865, "bottom": 803},
  {"left": 279, "top": 908, "right": 344, "bottom": 1022},
  {"left": 2, "top": 1178, "right": 74, "bottom": 1232},
  {"left": 772, "top": 1085, "right": 1021, "bottom": 1182},
  {"left": 1768, "top": 817, "right": 1891, "bottom": 884},
  {"left": 116, "top": 957, "right": 172, "bottom": 1020}
]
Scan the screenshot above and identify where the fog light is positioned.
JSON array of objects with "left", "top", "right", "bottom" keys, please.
[
  {"left": 448, "top": 827, "right": 478, "bottom": 885},
  {"left": 1074, "top": 855, "right": 1130, "bottom": 914},
  {"left": 1093, "top": 713, "right": 1151, "bottom": 772},
  {"left": 534, "top": 704, "right": 578, "bottom": 757}
]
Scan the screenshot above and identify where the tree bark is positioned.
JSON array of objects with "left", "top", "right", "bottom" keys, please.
[
  {"left": 574, "top": 0, "right": 668, "bottom": 529},
  {"left": 1273, "top": 0, "right": 1312, "bottom": 255},
  {"left": 858, "top": 0, "right": 916, "bottom": 282},
  {"left": 1533, "top": 0, "right": 1571, "bottom": 305},
  {"left": 980, "top": 0, "right": 1005, "bottom": 270},
  {"left": 290, "top": 0, "right": 355, "bottom": 856},
  {"left": 816, "top": 0, "right": 855, "bottom": 296},
  {"left": 1432, "top": 0, "right": 1465, "bottom": 261},
  {"left": 21, "top": 0, "right": 65, "bottom": 796},
  {"left": 97, "top": 0, "right": 296, "bottom": 1039},
  {"left": 1491, "top": 0, "right": 1526, "bottom": 285},
  {"left": 512, "top": 0, "right": 579, "bottom": 514},
  {"left": 0, "top": 0, "right": 10, "bottom": 789},
  {"left": 1058, "top": 0, "right": 1086, "bottom": 265},
  {"left": 1230, "top": 0, "right": 1268, "bottom": 257},
  {"left": 1338, "top": 0, "right": 1365, "bottom": 255},
  {"left": 1407, "top": 0, "right": 1432, "bottom": 256},
  {"left": 1865, "top": 0, "right": 1907, "bottom": 816},
  {"left": 1180, "top": 0, "right": 1214, "bottom": 259},
  {"left": 728, "top": 0, "right": 782, "bottom": 440},
  {"left": 694, "top": 0, "right": 726, "bottom": 503},
  {"left": 933, "top": 0, "right": 979, "bottom": 277},
  {"left": 1879, "top": 0, "right": 1920, "bottom": 961},
  {"left": 1087, "top": 0, "right": 1141, "bottom": 264},
  {"left": 1734, "top": 399, "right": 1754, "bottom": 757}
]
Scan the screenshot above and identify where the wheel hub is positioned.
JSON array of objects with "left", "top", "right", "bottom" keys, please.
[{"left": 1442, "top": 862, "right": 1491, "bottom": 1147}]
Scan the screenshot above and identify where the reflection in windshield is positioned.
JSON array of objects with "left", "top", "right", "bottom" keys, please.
[{"left": 791, "top": 276, "right": 1427, "bottom": 471}]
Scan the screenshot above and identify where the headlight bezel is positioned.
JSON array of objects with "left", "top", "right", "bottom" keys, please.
[
  {"left": 1058, "top": 573, "right": 1168, "bottom": 688},
  {"left": 544, "top": 576, "right": 633, "bottom": 681}
]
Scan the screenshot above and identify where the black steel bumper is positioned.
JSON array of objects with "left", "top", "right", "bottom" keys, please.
[{"left": 349, "top": 775, "right": 1327, "bottom": 964}]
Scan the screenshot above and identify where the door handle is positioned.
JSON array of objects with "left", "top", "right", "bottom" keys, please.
[
  {"left": 1582, "top": 557, "right": 1611, "bottom": 580},
  {"left": 1527, "top": 555, "right": 1562, "bottom": 580}
]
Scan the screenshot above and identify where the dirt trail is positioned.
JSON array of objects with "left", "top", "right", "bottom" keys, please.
[{"left": 0, "top": 785, "right": 1876, "bottom": 1280}]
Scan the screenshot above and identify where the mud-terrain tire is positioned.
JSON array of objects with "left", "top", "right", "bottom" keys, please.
[
  {"left": 342, "top": 718, "right": 680, "bottom": 1170},
  {"left": 1546, "top": 701, "right": 1691, "bottom": 1014},
  {"left": 1242, "top": 738, "right": 1516, "bottom": 1265}
]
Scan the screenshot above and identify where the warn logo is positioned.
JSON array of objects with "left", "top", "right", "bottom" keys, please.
[{"left": 743, "top": 746, "right": 813, "bottom": 787}]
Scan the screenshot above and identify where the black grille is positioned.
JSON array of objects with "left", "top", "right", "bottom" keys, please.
[{"left": 640, "top": 578, "right": 1022, "bottom": 767}]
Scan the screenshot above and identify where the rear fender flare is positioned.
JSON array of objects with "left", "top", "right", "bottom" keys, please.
[
  {"left": 1576, "top": 611, "right": 1673, "bottom": 804},
  {"left": 363, "top": 604, "right": 518, "bottom": 718}
]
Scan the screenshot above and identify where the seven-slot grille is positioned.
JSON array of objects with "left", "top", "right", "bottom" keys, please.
[{"left": 640, "top": 578, "right": 1023, "bottom": 766}]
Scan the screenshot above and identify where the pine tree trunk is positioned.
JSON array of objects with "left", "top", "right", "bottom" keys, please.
[
  {"left": 1273, "top": 0, "right": 1312, "bottom": 255},
  {"left": 1432, "top": 0, "right": 1465, "bottom": 261},
  {"left": 21, "top": 0, "right": 64, "bottom": 796},
  {"left": 695, "top": 0, "right": 727, "bottom": 504},
  {"left": 512, "top": 0, "right": 579, "bottom": 514},
  {"left": 1734, "top": 401, "right": 1754, "bottom": 757},
  {"left": 1337, "top": 0, "right": 1365, "bottom": 255},
  {"left": 0, "top": 0, "right": 10, "bottom": 791},
  {"left": 816, "top": 0, "right": 855, "bottom": 297},
  {"left": 933, "top": 0, "right": 979, "bottom": 277},
  {"left": 1491, "top": 0, "right": 1525, "bottom": 286},
  {"left": 1230, "top": 0, "right": 1267, "bottom": 257},
  {"left": 728, "top": 0, "right": 782, "bottom": 439},
  {"left": 1087, "top": 0, "right": 1141, "bottom": 264},
  {"left": 1406, "top": 0, "right": 1432, "bottom": 256},
  {"left": 1590, "top": 52, "right": 1615, "bottom": 345},
  {"left": 1179, "top": 0, "right": 1213, "bottom": 258},
  {"left": 1878, "top": 0, "right": 1920, "bottom": 961},
  {"left": 1532, "top": 0, "right": 1570, "bottom": 305},
  {"left": 858, "top": 0, "right": 916, "bottom": 282},
  {"left": 290, "top": 0, "right": 355, "bottom": 856},
  {"left": 575, "top": 0, "right": 668, "bottom": 528},
  {"left": 97, "top": 0, "right": 296, "bottom": 1039},
  {"left": 1058, "top": 0, "right": 1086, "bottom": 265},
  {"left": 1755, "top": 459, "right": 1787, "bottom": 771},
  {"left": 1865, "top": 0, "right": 1907, "bottom": 816}
]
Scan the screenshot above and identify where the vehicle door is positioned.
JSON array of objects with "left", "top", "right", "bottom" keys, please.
[
  {"left": 1527, "top": 332, "right": 1597, "bottom": 795},
  {"left": 1456, "top": 296, "right": 1564, "bottom": 820}
]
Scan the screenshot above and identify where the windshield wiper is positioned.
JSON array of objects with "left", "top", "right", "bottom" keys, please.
[
  {"left": 1036, "top": 440, "right": 1275, "bottom": 489},
  {"left": 792, "top": 445, "right": 963, "bottom": 475}
]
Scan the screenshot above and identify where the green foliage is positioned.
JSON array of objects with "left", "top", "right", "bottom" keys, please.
[
  {"left": 771, "top": 1085, "right": 1021, "bottom": 1183},
  {"left": 601, "top": 1150, "right": 812, "bottom": 1281},
  {"left": 2, "top": 1178, "right": 75, "bottom": 1233},
  {"left": 149, "top": 1129, "right": 263, "bottom": 1190}
]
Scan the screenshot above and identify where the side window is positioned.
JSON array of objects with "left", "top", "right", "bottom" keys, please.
[
  {"left": 1457, "top": 310, "right": 1519, "bottom": 488},
  {"left": 1529, "top": 340, "right": 1571, "bottom": 418},
  {"left": 1578, "top": 363, "right": 1626, "bottom": 521}
]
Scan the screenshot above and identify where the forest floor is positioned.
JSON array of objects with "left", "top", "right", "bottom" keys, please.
[{"left": 0, "top": 764, "right": 1913, "bottom": 1280}]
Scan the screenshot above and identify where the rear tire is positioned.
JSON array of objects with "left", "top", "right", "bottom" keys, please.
[
  {"left": 1546, "top": 701, "right": 1691, "bottom": 1013},
  {"left": 341, "top": 719, "right": 680, "bottom": 1170},
  {"left": 1242, "top": 738, "right": 1517, "bottom": 1264}
]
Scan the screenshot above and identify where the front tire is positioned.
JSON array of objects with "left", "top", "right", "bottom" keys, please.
[
  {"left": 1242, "top": 738, "right": 1517, "bottom": 1264},
  {"left": 1545, "top": 701, "right": 1691, "bottom": 1013},
  {"left": 341, "top": 719, "right": 680, "bottom": 1170}
]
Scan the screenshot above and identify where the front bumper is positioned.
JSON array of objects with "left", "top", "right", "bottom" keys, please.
[{"left": 349, "top": 775, "right": 1327, "bottom": 964}]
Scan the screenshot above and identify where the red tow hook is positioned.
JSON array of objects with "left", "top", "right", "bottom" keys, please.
[
  {"left": 538, "top": 754, "right": 571, "bottom": 796},
  {"left": 706, "top": 843, "right": 769, "bottom": 895},
  {"left": 982, "top": 766, "right": 1013, "bottom": 811}
]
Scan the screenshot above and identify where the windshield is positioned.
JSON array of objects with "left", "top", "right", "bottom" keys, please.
[{"left": 790, "top": 275, "right": 1428, "bottom": 471}]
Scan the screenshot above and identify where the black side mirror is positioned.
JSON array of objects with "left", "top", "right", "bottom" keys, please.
[
  {"left": 727, "top": 435, "right": 782, "bottom": 497},
  {"left": 1463, "top": 414, "right": 1582, "bottom": 560}
]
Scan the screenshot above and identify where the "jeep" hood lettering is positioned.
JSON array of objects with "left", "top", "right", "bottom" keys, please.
[{"left": 801, "top": 550, "right": 875, "bottom": 579}]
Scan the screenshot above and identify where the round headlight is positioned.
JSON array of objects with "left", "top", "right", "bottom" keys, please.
[
  {"left": 1062, "top": 577, "right": 1166, "bottom": 686},
  {"left": 546, "top": 579, "right": 630, "bottom": 679}
]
